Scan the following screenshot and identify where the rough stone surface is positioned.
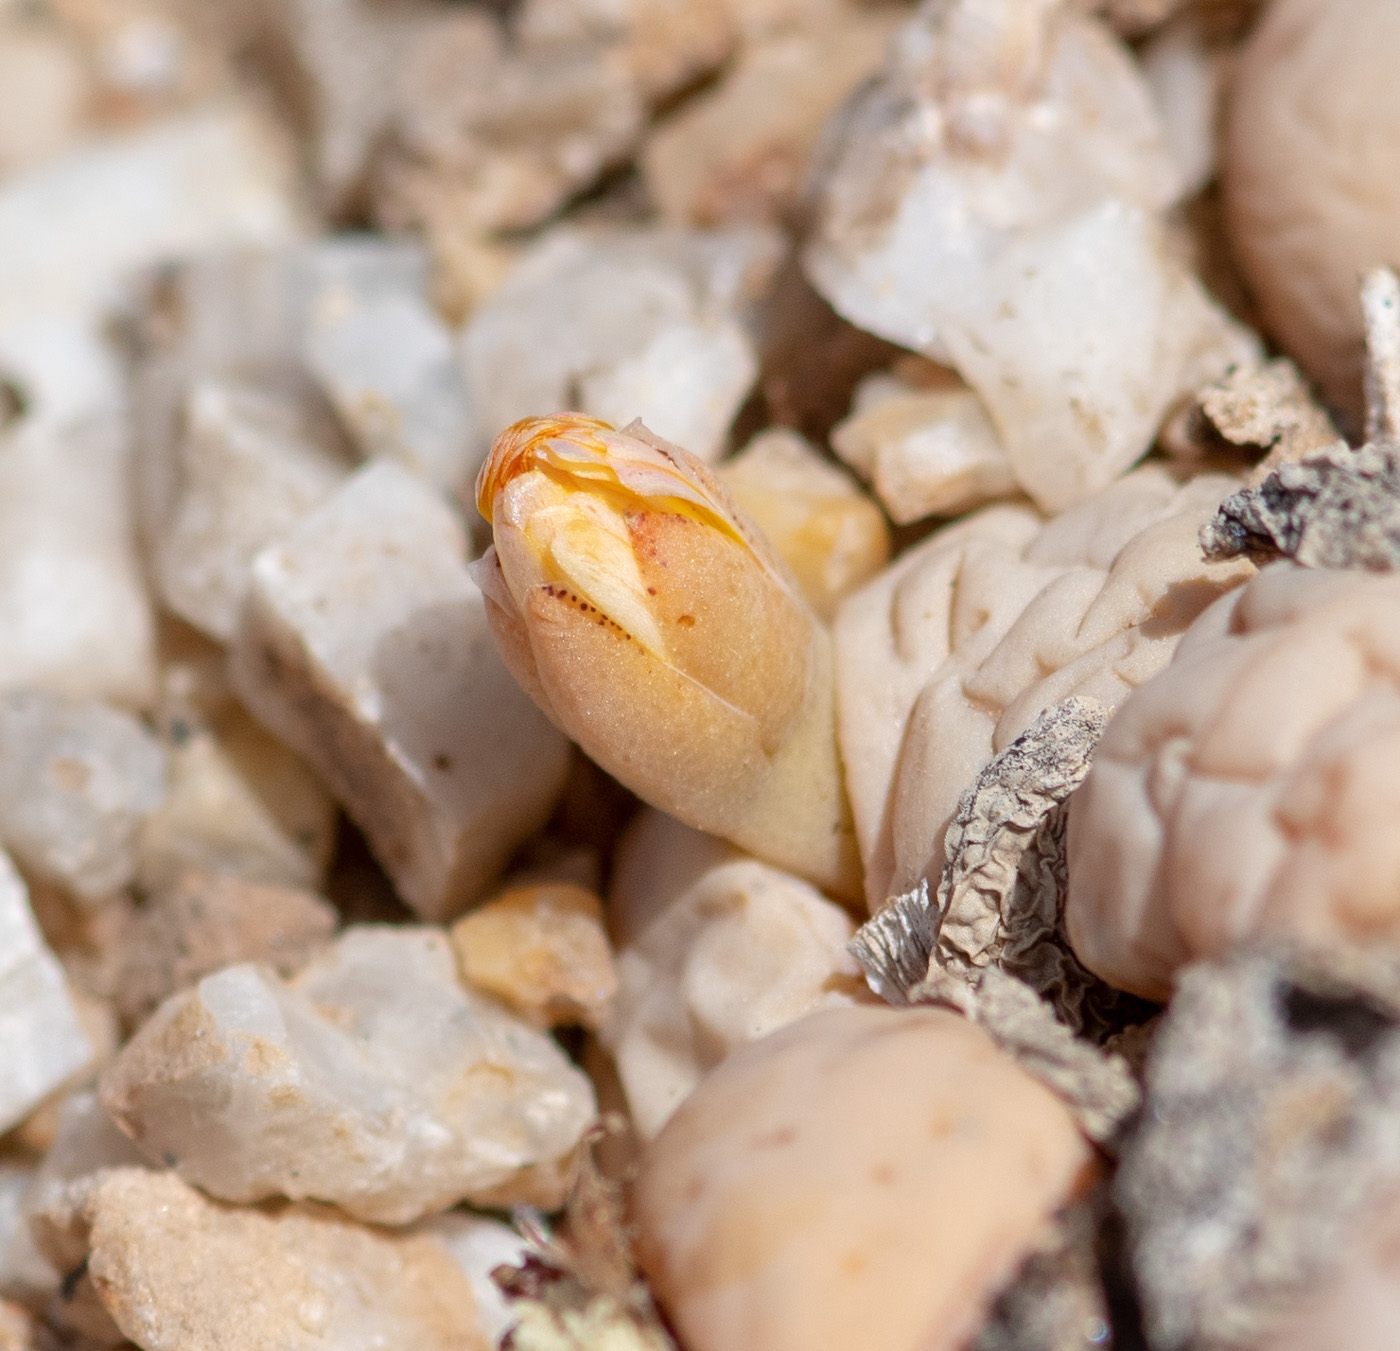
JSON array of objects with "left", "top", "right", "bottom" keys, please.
[
  {"left": 832, "top": 379, "right": 1018, "bottom": 523},
  {"left": 805, "top": 0, "right": 1257, "bottom": 511},
  {"left": 0, "top": 851, "right": 94, "bottom": 1134},
  {"left": 100, "top": 925, "right": 597, "bottom": 1222},
  {"left": 112, "top": 871, "right": 337, "bottom": 1030},
  {"left": 135, "top": 705, "right": 337, "bottom": 896},
  {"left": 603, "top": 810, "right": 869, "bottom": 1139},
  {"left": 1066, "top": 563, "right": 1400, "bottom": 1000},
  {"left": 450, "top": 882, "right": 617, "bottom": 1030},
  {"left": 716, "top": 428, "right": 889, "bottom": 621},
  {"left": 32, "top": 1167, "right": 493, "bottom": 1351},
  {"left": 0, "top": 419, "right": 158, "bottom": 708},
  {"left": 303, "top": 283, "right": 479, "bottom": 491},
  {"left": 0, "top": 691, "right": 167, "bottom": 905},
  {"left": 635, "top": 1004, "right": 1094, "bottom": 1351},
  {"left": 153, "top": 378, "right": 350, "bottom": 642},
  {"left": 461, "top": 225, "right": 782, "bottom": 461},
  {"left": 834, "top": 465, "right": 1254, "bottom": 910},
  {"left": 231, "top": 459, "right": 571, "bottom": 920},
  {"left": 641, "top": 9, "right": 900, "bottom": 227}
]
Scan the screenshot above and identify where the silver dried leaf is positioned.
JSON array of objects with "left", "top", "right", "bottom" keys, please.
[
  {"left": 847, "top": 880, "right": 935, "bottom": 1007},
  {"left": 1118, "top": 943, "right": 1400, "bottom": 1351},
  {"left": 1199, "top": 439, "right": 1400, "bottom": 569},
  {"left": 934, "top": 696, "right": 1150, "bottom": 1039},
  {"left": 917, "top": 967, "right": 1140, "bottom": 1146}
]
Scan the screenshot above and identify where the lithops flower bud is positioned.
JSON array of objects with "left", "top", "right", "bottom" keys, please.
[
  {"left": 633, "top": 1004, "right": 1094, "bottom": 1351},
  {"left": 475, "top": 414, "right": 859, "bottom": 899}
]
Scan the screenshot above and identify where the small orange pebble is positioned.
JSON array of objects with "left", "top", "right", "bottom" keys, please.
[{"left": 450, "top": 882, "right": 618, "bottom": 1029}]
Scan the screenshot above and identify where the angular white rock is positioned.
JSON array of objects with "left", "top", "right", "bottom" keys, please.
[
  {"left": 0, "top": 105, "right": 300, "bottom": 433},
  {"left": 603, "top": 810, "right": 870, "bottom": 1138},
  {"left": 0, "top": 692, "right": 167, "bottom": 904},
  {"left": 461, "top": 224, "right": 782, "bottom": 459},
  {"left": 0, "top": 852, "right": 94, "bottom": 1134},
  {"left": 0, "top": 419, "right": 157, "bottom": 707},
  {"left": 154, "top": 379, "right": 351, "bottom": 641},
  {"left": 231, "top": 460, "right": 571, "bottom": 919},
  {"left": 832, "top": 377, "right": 1018, "bottom": 523},
  {"left": 99, "top": 926, "right": 597, "bottom": 1223},
  {"left": 804, "top": 0, "right": 1257, "bottom": 511},
  {"left": 303, "top": 285, "right": 480, "bottom": 491},
  {"left": 136, "top": 714, "right": 337, "bottom": 895}
]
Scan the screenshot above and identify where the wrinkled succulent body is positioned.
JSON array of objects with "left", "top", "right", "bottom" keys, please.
[{"left": 475, "top": 414, "right": 860, "bottom": 899}]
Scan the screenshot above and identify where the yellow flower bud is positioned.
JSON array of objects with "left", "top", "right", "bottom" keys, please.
[{"left": 475, "top": 414, "right": 861, "bottom": 900}]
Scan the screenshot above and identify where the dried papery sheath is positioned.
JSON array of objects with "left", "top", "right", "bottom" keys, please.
[
  {"left": 916, "top": 967, "right": 1141, "bottom": 1147},
  {"left": 847, "top": 880, "right": 935, "bottom": 1006},
  {"left": 1362, "top": 267, "right": 1400, "bottom": 443},
  {"left": 1199, "top": 439, "right": 1400, "bottom": 569},
  {"left": 475, "top": 413, "right": 859, "bottom": 898},
  {"left": 1118, "top": 943, "right": 1400, "bottom": 1351},
  {"left": 930, "top": 696, "right": 1150, "bottom": 1040}
]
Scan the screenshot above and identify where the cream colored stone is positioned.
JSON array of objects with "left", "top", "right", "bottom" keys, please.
[
  {"left": 718, "top": 428, "right": 890, "bottom": 621},
  {"left": 231, "top": 460, "right": 570, "bottom": 920},
  {"left": 516, "top": 0, "right": 736, "bottom": 104},
  {"left": 32, "top": 1168, "right": 493, "bottom": 1351},
  {"left": 805, "top": 0, "right": 1257, "bottom": 511},
  {"left": 113, "top": 871, "right": 336, "bottom": 1029},
  {"left": 0, "top": 22, "right": 86, "bottom": 175},
  {"left": 461, "top": 224, "right": 782, "bottom": 462},
  {"left": 0, "top": 420, "right": 158, "bottom": 709},
  {"left": 1066, "top": 564, "right": 1400, "bottom": 1001},
  {"left": 100, "top": 926, "right": 596, "bottom": 1222},
  {"left": 451, "top": 882, "right": 617, "bottom": 1030},
  {"left": 831, "top": 382, "right": 1018, "bottom": 523},
  {"left": 641, "top": 9, "right": 900, "bottom": 226},
  {"left": 1223, "top": 0, "right": 1400, "bottom": 428},
  {"left": 0, "top": 851, "right": 94, "bottom": 1134},
  {"left": 136, "top": 709, "right": 337, "bottom": 897},
  {"left": 0, "top": 691, "right": 167, "bottom": 905},
  {"left": 603, "top": 809, "right": 868, "bottom": 1138},
  {"left": 834, "top": 465, "right": 1254, "bottom": 909},
  {"left": 634, "top": 1004, "right": 1093, "bottom": 1351},
  {"left": 153, "top": 378, "right": 351, "bottom": 642}
]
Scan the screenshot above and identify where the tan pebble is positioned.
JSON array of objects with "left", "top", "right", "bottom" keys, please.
[
  {"left": 33, "top": 1168, "right": 491, "bottom": 1351},
  {"left": 634, "top": 1004, "right": 1093, "bottom": 1351},
  {"left": 451, "top": 882, "right": 618, "bottom": 1029}
]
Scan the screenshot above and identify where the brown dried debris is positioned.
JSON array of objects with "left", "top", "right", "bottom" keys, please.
[
  {"left": 1198, "top": 359, "right": 1340, "bottom": 483},
  {"left": 1118, "top": 943, "right": 1400, "bottom": 1351},
  {"left": 494, "top": 1123, "right": 674, "bottom": 1351}
]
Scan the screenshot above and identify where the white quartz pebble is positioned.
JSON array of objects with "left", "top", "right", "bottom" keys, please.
[
  {"left": 461, "top": 224, "right": 782, "bottom": 459},
  {"left": 303, "top": 287, "right": 480, "bottom": 491},
  {"left": 99, "top": 926, "right": 597, "bottom": 1223},
  {"left": 154, "top": 379, "right": 350, "bottom": 642},
  {"left": 417, "top": 1211, "right": 534, "bottom": 1347},
  {"left": 0, "top": 417, "right": 157, "bottom": 708},
  {"left": 0, "top": 691, "right": 167, "bottom": 905},
  {"left": 0, "top": 851, "right": 94, "bottom": 1134},
  {"left": 231, "top": 460, "right": 570, "bottom": 919},
  {"left": 603, "top": 810, "right": 869, "bottom": 1138},
  {"left": 804, "top": 0, "right": 1256, "bottom": 512}
]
